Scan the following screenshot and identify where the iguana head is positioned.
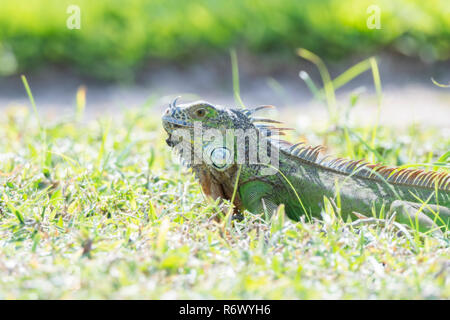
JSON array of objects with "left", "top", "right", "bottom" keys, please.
[
  {"left": 163, "top": 98, "right": 260, "bottom": 141},
  {"left": 162, "top": 98, "right": 259, "bottom": 171},
  {"left": 163, "top": 99, "right": 223, "bottom": 144}
]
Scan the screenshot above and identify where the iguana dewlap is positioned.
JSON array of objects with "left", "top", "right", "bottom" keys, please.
[{"left": 162, "top": 99, "right": 450, "bottom": 233}]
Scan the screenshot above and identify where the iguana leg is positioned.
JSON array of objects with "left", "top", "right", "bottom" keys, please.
[{"left": 390, "top": 200, "right": 450, "bottom": 233}]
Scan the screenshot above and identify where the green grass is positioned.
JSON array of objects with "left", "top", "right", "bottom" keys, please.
[
  {"left": 0, "top": 0, "right": 449, "bottom": 79},
  {"left": 0, "top": 69, "right": 449, "bottom": 298}
]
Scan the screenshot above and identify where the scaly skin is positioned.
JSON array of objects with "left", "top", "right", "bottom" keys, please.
[{"left": 162, "top": 100, "right": 450, "bottom": 232}]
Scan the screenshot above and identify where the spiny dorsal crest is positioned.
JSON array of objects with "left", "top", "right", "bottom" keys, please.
[{"left": 242, "top": 105, "right": 450, "bottom": 191}]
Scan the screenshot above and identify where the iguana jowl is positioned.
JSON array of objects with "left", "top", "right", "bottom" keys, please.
[{"left": 162, "top": 99, "right": 450, "bottom": 232}]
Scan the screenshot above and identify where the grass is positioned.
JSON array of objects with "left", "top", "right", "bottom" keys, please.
[
  {"left": 0, "top": 54, "right": 449, "bottom": 298},
  {"left": 0, "top": 0, "right": 449, "bottom": 79}
]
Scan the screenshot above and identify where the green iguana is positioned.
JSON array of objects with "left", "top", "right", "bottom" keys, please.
[{"left": 162, "top": 99, "right": 450, "bottom": 233}]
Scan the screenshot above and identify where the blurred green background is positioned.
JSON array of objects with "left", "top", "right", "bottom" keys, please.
[{"left": 0, "top": 0, "right": 448, "bottom": 80}]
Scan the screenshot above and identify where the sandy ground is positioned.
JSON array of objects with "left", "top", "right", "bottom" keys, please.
[{"left": 0, "top": 52, "right": 449, "bottom": 129}]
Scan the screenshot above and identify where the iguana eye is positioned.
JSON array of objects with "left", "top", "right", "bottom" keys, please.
[{"left": 195, "top": 108, "right": 206, "bottom": 118}]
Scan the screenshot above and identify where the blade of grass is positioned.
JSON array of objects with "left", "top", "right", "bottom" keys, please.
[
  {"left": 223, "top": 164, "right": 243, "bottom": 230},
  {"left": 76, "top": 85, "right": 86, "bottom": 121},
  {"left": 431, "top": 77, "right": 450, "bottom": 88},
  {"left": 369, "top": 57, "right": 383, "bottom": 162},
  {"left": 347, "top": 127, "right": 384, "bottom": 162},
  {"left": 434, "top": 151, "right": 450, "bottom": 171},
  {"left": 21, "top": 75, "right": 47, "bottom": 167},
  {"left": 21, "top": 75, "right": 41, "bottom": 130},
  {"left": 263, "top": 163, "right": 311, "bottom": 222},
  {"left": 299, "top": 70, "right": 324, "bottom": 102},
  {"left": 230, "top": 49, "right": 245, "bottom": 108},
  {"left": 319, "top": 58, "right": 372, "bottom": 94},
  {"left": 297, "top": 48, "right": 337, "bottom": 122}
]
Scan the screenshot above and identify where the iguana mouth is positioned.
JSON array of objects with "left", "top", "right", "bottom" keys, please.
[
  {"left": 162, "top": 116, "right": 194, "bottom": 130},
  {"left": 165, "top": 136, "right": 176, "bottom": 147},
  {"left": 162, "top": 116, "right": 194, "bottom": 147}
]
